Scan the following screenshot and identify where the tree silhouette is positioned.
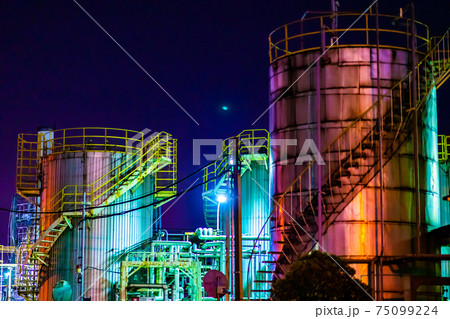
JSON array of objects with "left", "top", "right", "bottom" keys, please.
[{"left": 271, "top": 251, "right": 372, "bottom": 301}]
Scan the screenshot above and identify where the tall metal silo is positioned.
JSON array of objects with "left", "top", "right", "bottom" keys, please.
[
  {"left": 16, "top": 127, "right": 177, "bottom": 300},
  {"left": 267, "top": 11, "right": 449, "bottom": 300},
  {"left": 201, "top": 129, "right": 271, "bottom": 300}
]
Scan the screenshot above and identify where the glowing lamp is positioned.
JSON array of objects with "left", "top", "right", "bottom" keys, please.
[{"left": 217, "top": 195, "right": 227, "bottom": 203}]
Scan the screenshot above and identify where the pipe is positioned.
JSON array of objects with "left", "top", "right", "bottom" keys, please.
[
  {"left": 225, "top": 179, "right": 231, "bottom": 301},
  {"left": 411, "top": 2, "right": 421, "bottom": 256},
  {"left": 233, "top": 137, "right": 243, "bottom": 301},
  {"left": 194, "top": 241, "right": 226, "bottom": 273},
  {"left": 331, "top": 0, "right": 338, "bottom": 30},
  {"left": 194, "top": 228, "right": 270, "bottom": 241},
  {"left": 160, "top": 229, "right": 169, "bottom": 241},
  {"left": 151, "top": 241, "right": 192, "bottom": 248},
  {"left": 174, "top": 268, "right": 180, "bottom": 301},
  {"left": 81, "top": 192, "right": 86, "bottom": 300},
  {"left": 316, "top": 23, "right": 326, "bottom": 251},
  {"left": 375, "top": 1, "right": 384, "bottom": 301}
]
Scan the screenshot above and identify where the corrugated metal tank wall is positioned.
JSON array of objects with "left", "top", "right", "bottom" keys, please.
[
  {"left": 39, "top": 152, "right": 153, "bottom": 301},
  {"left": 240, "top": 161, "right": 270, "bottom": 299},
  {"left": 269, "top": 47, "right": 440, "bottom": 300}
]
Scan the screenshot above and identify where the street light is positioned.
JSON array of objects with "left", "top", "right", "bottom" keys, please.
[{"left": 217, "top": 195, "right": 227, "bottom": 230}]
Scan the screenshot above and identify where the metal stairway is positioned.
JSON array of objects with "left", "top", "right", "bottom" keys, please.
[
  {"left": 16, "top": 131, "right": 177, "bottom": 300},
  {"left": 18, "top": 216, "right": 72, "bottom": 299},
  {"left": 202, "top": 130, "right": 269, "bottom": 228},
  {"left": 248, "top": 28, "right": 450, "bottom": 297}
]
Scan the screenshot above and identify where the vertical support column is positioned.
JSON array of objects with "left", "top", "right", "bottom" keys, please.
[
  {"left": 193, "top": 262, "right": 202, "bottom": 301},
  {"left": 225, "top": 174, "right": 231, "bottom": 301},
  {"left": 119, "top": 262, "right": 128, "bottom": 301},
  {"left": 80, "top": 192, "right": 86, "bottom": 300},
  {"left": 375, "top": 2, "right": 385, "bottom": 300},
  {"left": 411, "top": 3, "right": 421, "bottom": 255},
  {"left": 233, "top": 138, "right": 243, "bottom": 300},
  {"left": 316, "top": 27, "right": 325, "bottom": 251},
  {"left": 174, "top": 268, "right": 180, "bottom": 301},
  {"left": 331, "top": 0, "right": 338, "bottom": 31}
]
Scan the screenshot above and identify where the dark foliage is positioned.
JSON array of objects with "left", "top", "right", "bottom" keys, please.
[{"left": 271, "top": 251, "right": 372, "bottom": 301}]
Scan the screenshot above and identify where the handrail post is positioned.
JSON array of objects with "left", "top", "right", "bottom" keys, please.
[
  {"left": 269, "top": 36, "right": 272, "bottom": 63},
  {"left": 365, "top": 14, "right": 369, "bottom": 45},
  {"left": 284, "top": 25, "right": 288, "bottom": 53}
]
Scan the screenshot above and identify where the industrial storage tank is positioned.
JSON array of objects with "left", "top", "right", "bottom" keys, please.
[
  {"left": 267, "top": 12, "right": 444, "bottom": 300},
  {"left": 201, "top": 130, "right": 272, "bottom": 300},
  {"left": 16, "top": 127, "right": 177, "bottom": 300}
]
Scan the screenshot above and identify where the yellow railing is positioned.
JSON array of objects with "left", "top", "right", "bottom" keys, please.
[
  {"left": 154, "top": 139, "right": 178, "bottom": 197},
  {"left": 42, "top": 127, "right": 146, "bottom": 155},
  {"left": 90, "top": 131, "right": 174, "bottom": 204},
  {"left": 439, "top": 135, "right": 449, "bottom": 162},
  {"left": 16, "top": 134, "right": 40, "bottom": 194},
  {"left": 45, "top": 185, "right": 92, "bottom": 213},
  {"left": 203, "top": 129, "right": 269, "bottom": 194},
  {"left": 43, "top": 131, "right": 177, "bottom": 214},
  {"left": 269, "top": 12, "right": 430, "bottom": 63},
  {"left": 16, "top": 128, "right": 149, "bottom": 195}
]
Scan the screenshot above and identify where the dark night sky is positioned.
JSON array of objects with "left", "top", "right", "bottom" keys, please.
[{"left": 1, "top": 0, "right": 449, "bottom": 245}]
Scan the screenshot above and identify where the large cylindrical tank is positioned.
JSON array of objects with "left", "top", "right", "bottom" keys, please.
[
  {"left": 268, "top": 13, "right": 441, "bottom": 300},
  {"left": 37, "top": 128, "right": 162, "bottom": 301}
]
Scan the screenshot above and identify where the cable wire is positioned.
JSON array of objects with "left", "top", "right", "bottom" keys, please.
[
  {"left": 2, "top": 157, "right": 222, "bottom": 215},
  {"left": 86, "top": 169, "right": 229, "bottom": 220}
]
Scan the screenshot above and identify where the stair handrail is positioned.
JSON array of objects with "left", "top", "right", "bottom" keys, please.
[
  {"left": 91, "top": 131, "right": 174, "bottom": 204},
  {"left": 41, "top": 131, "right": 175, "bottom": 215}
]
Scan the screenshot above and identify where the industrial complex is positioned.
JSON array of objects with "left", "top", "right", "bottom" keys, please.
[{"left": 1, "top": 5, "right": 450, "bottom": 301}]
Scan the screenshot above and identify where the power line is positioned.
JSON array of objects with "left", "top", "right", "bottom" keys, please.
[
  {"left": 85, "top": 169, "right": 229, "bottom": 220},
  {"left": 2, "top": 158, "right": 224, "bottom": 215}
]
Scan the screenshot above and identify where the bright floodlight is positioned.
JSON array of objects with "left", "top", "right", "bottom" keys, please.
[{"left": 217, "top": 195, "right": 227, "bottom": 203}]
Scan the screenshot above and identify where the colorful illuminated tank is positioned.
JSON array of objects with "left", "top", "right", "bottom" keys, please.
[
  {"left": 16, "top": 127, "right": 177, "bottom": 300},
  {"left": 267, "top": 11, "right": 450, "bottom": 300}
]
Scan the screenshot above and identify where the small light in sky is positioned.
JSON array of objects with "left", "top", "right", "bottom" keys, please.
[{"left": 222, "top": 106, "right": 229, "bottom": 111}]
